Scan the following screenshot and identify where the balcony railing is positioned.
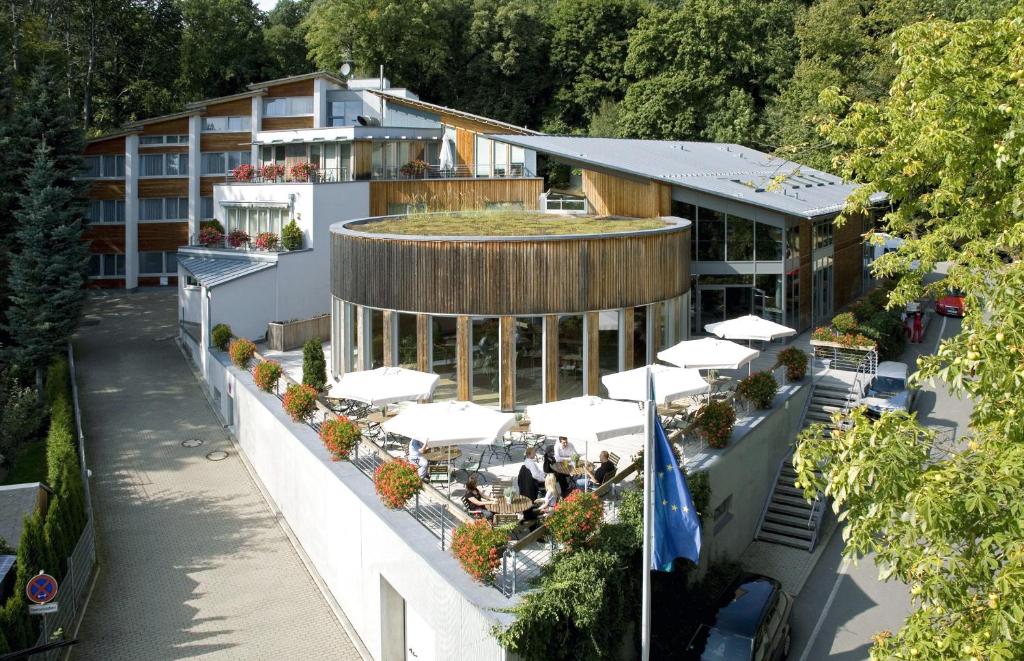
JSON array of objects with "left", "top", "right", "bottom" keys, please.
[
  {"left": 540, "top": 190, "right": 588, "bottom": 213},
  {"left": 225, "top": 163, "right": 534, "bottom": 185}
]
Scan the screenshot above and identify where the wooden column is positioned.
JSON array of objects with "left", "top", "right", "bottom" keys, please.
[
  {"left": 584, "top": 311, "right": 600, "bottom": 395},
  {"left": 543, "top": 315, "right": 558, "bottom": 402},
  {"left": 622, "top": 307, "right": 635, "bottom": 370},
  {"left": 416, "top": 314, "right": 431, "bottom": 373},
  {"left": 499, "top": 316, "right": 515, "bottom": 411},
  {"left": 382, "top": 310, "right": 397, "bottom": 366},
  {"left": 456, "top": 316, "right": 471, "bottom": 401}
]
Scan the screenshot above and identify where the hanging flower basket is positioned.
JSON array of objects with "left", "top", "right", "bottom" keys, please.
[
  {"left": 228, "top": 338, "right": 256, "bottom": 369},
  {"left": 319, "top": 416, "right": 360, "bottom": 460},
  {"left": 289, "top": 161, "right": 319, "bottom": 182},
  {"left": 260, "top": 163, "right": 285, "bottom": 182},
  {"left": 282, "top": 383, "right": 318, "bottom": 422},
  {"left": 452, "top": 519, "right": 508, "bottom": 583},
  {"left": 374, "top": 459, "right": 422, "bottom": 509},
  {"left": 231, "top": 163, "right": 256, "bottom": 182},
  {"left": 252, "top": 360, "right": 282, "bottom": 393},
  {"left": 545, "top": 491, "right": 604, "bottom": 550},
  {"left": 694, "top": 400, "right": 736, "bottom": 449}
]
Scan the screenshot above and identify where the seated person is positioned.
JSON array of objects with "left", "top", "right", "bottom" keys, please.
[
  {"left": 535, "top": 474, "right": 561, "bottom": 515},
  {"left": 407, "top": 439, "right": 429, "bottom": 479},
  {"left": 552, "top": 436, "right": 579, "bottom": 463},
  {"left": 522, "top": 447, "right": 546, "bottom": 491},
  {"left": 461, "top": 477, "right": 495, "bottom": 520},
  {"left": 518, "top": 464, "right": 540, "bottom": 501},
  {"left": 575, "top": 450, "right": 617, "bottom": 491}
]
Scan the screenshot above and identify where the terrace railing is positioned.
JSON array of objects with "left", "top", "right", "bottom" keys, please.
[
  {"left": 224, "top": 163, "right": 535, "bottom": 185},
  {"left": 540, "top": 191, "right": 588, "bottom": 213}
]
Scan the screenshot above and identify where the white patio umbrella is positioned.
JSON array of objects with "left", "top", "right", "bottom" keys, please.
[
  {"left": 326, "top": 367, "right": 439, "bottom": 407},
  {"left": 601, "top": 364, "right": 708, "bottom": 406},
  {"left": 705, "top": 315, "right": 796, "bottom": 343},
  {"left": 439, "top": 136, "right": 454, "bottom": 171},
  {"left": 657, "top": 337, "right": 760, "bottom": 371},
  {"left": 382, "top": 400, "right": 516, "bottom": 448},
  {"left": 526, "top": 396, "right": 645, "bottom": 444}
]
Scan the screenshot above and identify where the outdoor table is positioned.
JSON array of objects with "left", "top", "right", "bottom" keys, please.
[
  {"left": 422, "top": 446, "right": 463, "bottom": 464},
  {"left": 485, "top": 495, "right": 534, "bottom": 515},
  {"left": 550, "top": 460, "right": 592, "bottom": 477}
]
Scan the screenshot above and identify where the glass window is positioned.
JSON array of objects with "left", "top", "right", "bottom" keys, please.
[
  {"left": 165, "top": 252, "right": 177, "bottom": 272},
  {"left": 786, "top": 225, "right": 800, "bottom": 261},
  {"left": 263, "top": 96, "right": 313, "bottom": 116},
  {"left": 756, "top": 222, "right": 783, "bottom": 261},
  {"left": 814, "top": 220, "right": 833, "bottom": 249},
  {"left": 370, "top": 309, "right": 385, "bottom": 369},
  {"left": 557, "top": 315, "right": 584, "bottom": 398},
  {"left": 633, "top": 306, "right": 648, "bottom": 367},
  {"left": 101, "top": 254, "right": 125, "bottom": 276},
  {"left": 84, "top": 156, "right": 101, "bottom": 178},
  {"left": 139, "top": 251, "right": 164, "bottom": 274},
  {"left": 88, "top": 255, "right": 101, "bottom": 276},
  {"left": 475, "top": 135, "right": 492, "bottom": 177},
  {"left": 786, "top": 269, "right": 800, "bottom": 328},
  {"left": 472, "top": 318, "right": 500, "bottom": 404},
  {"left": 140, "top": 198, "right": 164, "bottom": 221},
  {"left": 201, "top": 152, "right": 225, "bottom": 175},
  {"left": 493, "top": 142, "right": 508, "bottom": 176},
  {"left": 431, "top": 316, "right": 458, "bottom": 401},
  {"left": 726, "top": 215, "right": 754, "bottom": 261},
  {"left": 755, "top": 274, "right": 783, "bottom": 324},
  {"left": 140, "top": 136, "right": 162, "bottom": 145},
  {"left": 224, "top": 205, "right": 286, "bottom": 237},
  {"left": 106, "top": 155, "right": 125, "bottom": 177},
  {"left": 201, "top": 196, "right": 214, "bottom": 219},
  {"left": 397, "top": 313, "right": 417, "bottom": 368},
  {"left": 515, "top": 316, "right": 543, "bottom": 407},
  {"left": 202, "top": 116, "right": 250, "bottom": 132},
  {"left": 598, "top": 310, "right": 620, "bottom": 395},
  {"left": 140, "top": 154, "right": 164, "bottom": 176},
  {"left": 697, "top": 207, "right": 725, "bottom": 261}
]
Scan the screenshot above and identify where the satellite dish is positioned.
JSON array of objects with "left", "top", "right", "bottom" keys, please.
[{"left": 340, "top": 61, "right": 353, "bottom": 77}]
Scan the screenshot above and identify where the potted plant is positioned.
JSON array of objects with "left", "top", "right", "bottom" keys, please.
[
  {"left": 736, "top": 370, "right": 779, "bottom": 409},
  {"left": 227, "top": 228, "right": 250, "bottom": 248},
  {"left": 374, "top": 459, "right": 422, "bottom": 509},
  {"left": 545, "top": 491, "right": 604, "bottom": 549},
  {"left": 254, "top": 231, "right": 279, "bottom": 251},
  {"left": 228, "top": 338, "right": 256, "bottom": 369},
  {"left": 399, "top": 159, "right": 429, "bottom": 178},
  {"left": 289, "top": 160, "right": 319, "bottom": 182},
  {"left": 231, "top": 163, "right": 256, "bottom": 182},
  {"left": 451, "top": 519, "right": 508, "bottom": 583},
  {"left": 282, "top": 383, "right": 318, "bottom": 422},
  {"left": 198, "top": 226, "right": 223, "bottom": 248},
  {"left": 260, "top": 163, "right": 285, "bottom": 182},
  {"left": 252, "top": 360, "right": 283, "bottom": 393},
  {"left": 211, "top": 323, "right": 232, "bottom": 351},
  {"left": 776, "top": 346, "right": 808, "bottom": 381},
  {"left": 319, "top": 416, "right": 360, "bottom": 460},
  {"left": 693, "top": 400, "right": 736, "bottom": 449},
  {"left": 281, "top": 218, "right": 303, "bottom": 250}
]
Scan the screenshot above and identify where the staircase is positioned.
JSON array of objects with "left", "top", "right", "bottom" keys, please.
[
  {"left": 756, "top": 454, "right": 824, "bottom": 550},
  {"left": 802, "top": 380, "right": 855, "bottom": 429}
]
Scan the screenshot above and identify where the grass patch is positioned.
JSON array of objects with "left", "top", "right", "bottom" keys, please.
[
  {"left": 355, "top": 211, "right": 670, "bottom": 236},
  {"left": 2, "top": 440, "right": 48, "bottom": 485}
]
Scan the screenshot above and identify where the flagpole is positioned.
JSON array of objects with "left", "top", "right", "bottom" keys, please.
[{"left": 641, "top": 366, "right": 655, "bottom": 661}]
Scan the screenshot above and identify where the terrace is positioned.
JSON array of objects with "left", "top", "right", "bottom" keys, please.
[{"left": 352, "top": 211, "right": 669, "bottom": 236}]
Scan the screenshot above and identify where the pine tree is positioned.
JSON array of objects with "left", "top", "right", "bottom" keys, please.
[
  {"left": 3, "top": 144, "right": 89, "bottom": 393},
  {"left": 302, "top": 339, "right": 327, "bottom": 392}
]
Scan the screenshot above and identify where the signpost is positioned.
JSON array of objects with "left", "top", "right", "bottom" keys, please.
[{"left": 26, "top": 572, "right": 58, "bottom": 605}]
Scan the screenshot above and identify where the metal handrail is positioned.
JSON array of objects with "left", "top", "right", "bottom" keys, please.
[{"left": 225, "top": 163, "right": 536, "bottom": 185}]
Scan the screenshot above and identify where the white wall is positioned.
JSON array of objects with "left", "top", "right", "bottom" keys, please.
[
  {"left": 205, "top": 352, "right": 516, "bottom": 661},
  {"left": 179, "top": 274, "right": 202, "bottom": 324}
]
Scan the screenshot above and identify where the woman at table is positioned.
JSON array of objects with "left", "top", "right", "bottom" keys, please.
[
  {"left": 535, "top": 474, "right": 561, "bottom": 515},
  {"left": 461, "top": 477, "right": 496, "bottom": 520},
  {"left": 407, "top": 439, "right": 429, "bottom": 479}
]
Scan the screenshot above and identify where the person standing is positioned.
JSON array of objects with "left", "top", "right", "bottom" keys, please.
[{"left": 912, "top": 311, "right": 924, "bottom": 343}]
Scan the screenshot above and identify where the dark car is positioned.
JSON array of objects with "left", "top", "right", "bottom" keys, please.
[
  {"left": 935, "top": 289, "right": 965, "bottom": 317},
  {"left": 684, "top": 574, "right": 793, "bottom": 660}
]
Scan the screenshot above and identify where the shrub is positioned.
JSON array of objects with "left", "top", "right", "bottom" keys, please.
[
  {"left": 374, "top": 459, "right": 422, "bottom": 509},
  {"left": 260, "top": 163, "right": 285, "bottom": 181},
  {"left": 736, "top": 370, "right": 779, "bottom": 409},
  {"left": 289, "top": 160, "right": 318, "bottom": 182},
  {"left": 227, "top": 229, "right": 250, "bottom": 248},
  {"left": 211, "top": 323, "right": 232, "bottom": 351},
  {"left": 546, "top": 490, "right": 604, "bottom": 550},
  {"left": 399, "top": 159, "right": 429, "bottom": 177},
  {"left": 0, "top": 372, "right": 43, "bottom": 456},
  {"left": 281, "top": 218, "right": 303, "bottom": 250},
  {"left": 200, "top": 218, "right": 224, "bottom": 233},
  {"left": 252, "top": 360, "right": 282, "bottom": 393},
  {"left": 776, "top": 346, "right": 808, "bottom": 381},
  {"left": 694, "top": 400, "right": 736, "bottom": 449},
  {"left": 452, "top": 519, "right": 508, "bottom": 583},
  {"left": 302, "top": 339, "right": 327, "bottom": 391},
  {"left": 859, "top": 309, "right": 906, "bottom": 361},
  {"left": 253, "top": 232, "right": 279, "bottom": 251},
  {"left": 228, "top": 338, "right": 256, "bottom": 369},
  {"left": 282, "top": 383, "right": 318, "bottom": 422},
  {"left": 231, "top": 163, "right": 256, "bottom": 182},
  {"left": 831, "top": 311, "right": 859, "bottom": 334},
  {"left": 198, "top": 226, "right": 223, "bottom": 247},
  {"left": 319, "top": 416, "right": 360, "bottom": 460}
]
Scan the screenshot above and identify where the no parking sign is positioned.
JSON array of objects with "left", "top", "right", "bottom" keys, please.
[{"left": 26, "top": 572, "right": 58, "bottom": 605}]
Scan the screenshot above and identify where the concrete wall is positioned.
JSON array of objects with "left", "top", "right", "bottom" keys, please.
[
  {"left": 179, "top": 276, "right": 202, "bottom": 324},
  {"left": 204, "top": 351, "right": 516, "bottom": 661},
  {"left": 687, "top": 382, "right": 811, "bottom": 564}
]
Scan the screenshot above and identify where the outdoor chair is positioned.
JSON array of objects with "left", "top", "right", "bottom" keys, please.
[
  {"left": 493, "top": 512, "right": 521, "bottom": 533},
  {"left": 457, "top": 454, "right": 485, "bottom": 483},
  {"left": 608, "top": 452, "right": 620, "bottom": 468},
  {"left": 427, "top": 464, "right": 450, "bottom": 489},
  {"left": 487, "top": 436, "right": 515, "bottom": 464}
]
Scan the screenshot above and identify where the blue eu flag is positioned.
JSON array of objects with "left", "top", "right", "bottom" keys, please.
[{"left": 652, "top": 417, "right": 702, "bottom": 570}]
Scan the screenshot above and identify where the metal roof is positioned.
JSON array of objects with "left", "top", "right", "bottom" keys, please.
[
  {"left": 0, "top": 483, "right": 44, "bottom": 548},
  {"left": 178, "top": 255, "right": 276, "bottom": 288},
  {"left": 487, "top": 135, "right": 886, "bottom": 219},
  {"left": 375, "top": 91, "right": 541, "bottom": 135}
]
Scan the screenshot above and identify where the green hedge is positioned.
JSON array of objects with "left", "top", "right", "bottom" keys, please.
[{"left": 0, "top": 357, "right": 87, "bottom": 651}]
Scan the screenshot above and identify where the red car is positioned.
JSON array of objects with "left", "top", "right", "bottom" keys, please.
[{"left": 935, "top": 289, "right": 965, "bottom": 317}]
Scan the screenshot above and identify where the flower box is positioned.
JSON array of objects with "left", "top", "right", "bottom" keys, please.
[{"left": 266, "top": 314, "right": 330, "bottom": 352}]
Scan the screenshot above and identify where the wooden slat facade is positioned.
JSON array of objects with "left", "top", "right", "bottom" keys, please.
[
  {"left": 140, "top": 118, "right": 189, "bottom": 135},
  {"left": 200, "top": 133, "right": 251, "bottom": 151},
  {"left": 799, "top": 222, "right": 812, "bottom": 330},
  {"left": 585, "top": 311, "right": 599, "bottom": 395},
  {"left": 203, "top": 97, "right": 253, "bottom": 117},
  {"left": 139, "top": 178, "right": 188, "bottom": 197},
  {"left": 262, "top": 116, "right": 313, "bottom": 131},
  {"left": 138, "top": 145, "right": 189, "bottom": 154},
  {"left": 583, "top": 170, "right": 672, "bottom": 218},
  {"left": 416, "top": 314, "right": 430, "bottom": 373},
  {"left": 499, "top": 316, "right": 515, "bottom": 410},
  {"left": 383, "top": 310, "right": 396, "bottom": 366},
  {"left": 139, "top": 222, "right": 188, "bottom": 251},
  {"left": 456, "top": 316, "right": 471, "bottom": 400},
  {"left": 87, "top": 180, "right": 125, "bottom": 199},
  {"left": 200, "top": 177, "right": 222, "bottom": 197},
  {"left": 83, "top": 225, "right": 125, "bottom": 253},
  {"left": 543, "top": 315, "right": 558, "bottom": 402},
  {"left": 265, "top": 79, "right": 314, "bottom": 97},
  {"left": 85, "top": 136, "right": 126, "bottom": 155},
  {"left": 622, "top": 307, "right": 635, "bottom": 370},
  {"left": 368, "top": 179, "right": 543, "bottom": 217},
  {"left": 354, "top": 142, "right": 373, "bottom": 180},
  {"left": 834, "top": 213, "right": 866, "bottom": 313},
  {"left": 332, "top": 221, "right": 690, "bottom": 316}
]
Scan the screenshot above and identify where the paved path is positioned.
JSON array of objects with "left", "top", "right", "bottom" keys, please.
[{"left": 72, "top": 290, "right": 362, "bottom": 660}]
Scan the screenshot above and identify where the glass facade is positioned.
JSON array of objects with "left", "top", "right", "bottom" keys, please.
[
  {"left": 514, "top": 317, "right": 544, "bottom": 407},
  {"left": 557, "top": 315, "right": 584, "bottom": 399},
  {"left": 471, "top": 318, "right": 500, "bottom": 405},
  {"left": 397, "top": 314, "right": 417, "bottom": 368},
  {"left": 431, "top": 317, "right": 458, "bottom": 401},
  {"left": 598, "top": 311, "right": 620, "bottom": 396}
]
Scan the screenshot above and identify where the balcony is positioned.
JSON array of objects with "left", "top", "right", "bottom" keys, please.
[{"left": 224, "top": 163, "right": 534, "bottom": 185}]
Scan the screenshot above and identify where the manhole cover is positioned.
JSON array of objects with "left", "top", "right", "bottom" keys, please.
[
  {"left": 181, "top": 439, "right": 204, "bottom": 448},
  {"left": 206, "top": 450, "right": 229, "bottom": 461}
]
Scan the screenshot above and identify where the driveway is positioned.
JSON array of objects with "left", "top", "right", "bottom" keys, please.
[{"left": 72, "top": 290, "right": 363, "bottom": 660}]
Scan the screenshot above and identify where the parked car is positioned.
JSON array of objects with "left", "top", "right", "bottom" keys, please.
[
  {"left": 684, "top": 574, "right": 793, "bottom": 660},
  {"left": 935, "top": 289, "right": 965, "bottom": 317},
  {"left": 861, "top": 361, "right": 917, "bottom": 417}
]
